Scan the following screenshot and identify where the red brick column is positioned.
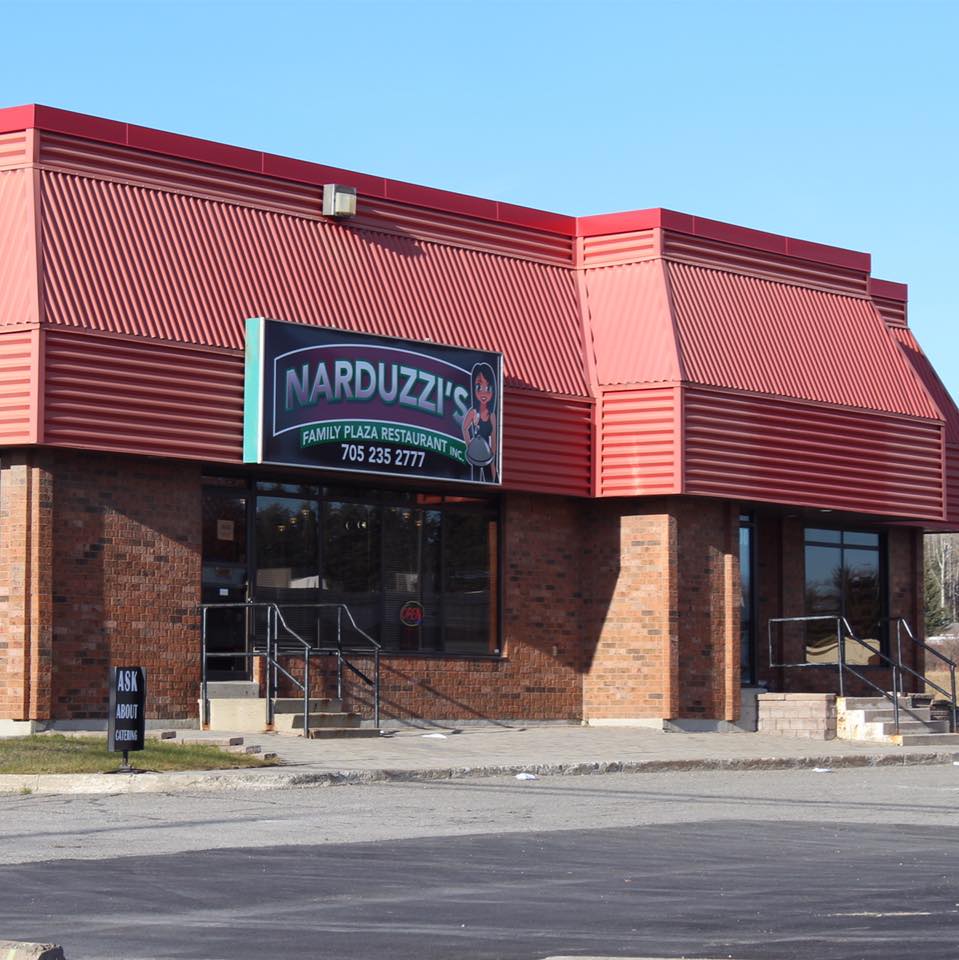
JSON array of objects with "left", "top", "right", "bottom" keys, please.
[
  {"left": 0, "top": 451, "right": 54, "bottom": 721},
  {"left": 582, "top": 501, "right": 677, "bottom": 722},
  {"left": 673, "top": 498, "right": 741, "bottom": 721}
]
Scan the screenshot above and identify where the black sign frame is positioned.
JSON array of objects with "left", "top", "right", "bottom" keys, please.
[{"left": 243, "top": 318, "right": 504, "bottom": 486}]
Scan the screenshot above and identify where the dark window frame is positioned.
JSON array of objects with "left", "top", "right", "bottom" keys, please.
[{"left": 803, "top": 524, "right": 888, "bottom": 660}]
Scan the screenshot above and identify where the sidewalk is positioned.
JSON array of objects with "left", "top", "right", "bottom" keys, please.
[{"left": 2, "top": 724, "right": 958, "bottom": 794}]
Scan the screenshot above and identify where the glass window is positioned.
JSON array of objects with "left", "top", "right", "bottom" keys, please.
[
  {"left": 803, "top": 527, "right": 885, "bottom": 664},
  {"left": 381, "top": 507, "right": 443, "bottom": 652},
  {"left": 805, "top": 528, "right": 841, "bottom": 544},
  {"left": 844, "top": 531, "right": 880, "bottom": 547},
  {"left": 321, "top": 501, "right": 383, "bottom": 643},
  {"left": 202, "top": 491, "right": 247, "bottom": 564},
  {"left": 444, "top": 512, "right": 495, "bottom": 655},
  {"left": 229, "top": 482, "right": 500, "bottom": 657},
  {"left": 255, "top": 497, "right": 319, "bottom": 590}
]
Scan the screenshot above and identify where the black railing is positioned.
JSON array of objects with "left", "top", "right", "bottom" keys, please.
[
  {"left": 889, "top": 617, "right": 958, "bottom": 732},
  {"left": 767, "top": 614, "right": 959, "bottom": 734},
  {"left": 768, "top": 615, "right": 901, "bottom": 731},
  {"left": 199, "top": 601, "right": 381, "bottom": 736}
]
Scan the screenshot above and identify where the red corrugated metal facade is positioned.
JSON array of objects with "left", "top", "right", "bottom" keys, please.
[{"left": 0, "top": 105, "right": 957, "bottom": 523}]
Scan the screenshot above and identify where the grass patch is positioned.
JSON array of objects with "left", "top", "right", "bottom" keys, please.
[
  {"left": 926, "top": 670, "right": 955, "bottom": 699},
  {"left": 0, "top": 734, "right": 278, "bottom": 775}
]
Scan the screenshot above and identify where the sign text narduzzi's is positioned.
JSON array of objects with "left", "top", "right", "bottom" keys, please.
[
  {"left": 108, "top": 666, "right": 146, "bottom": 753},
  {"left": 243, "top": 319, "right": 503, "bottom": 485}
]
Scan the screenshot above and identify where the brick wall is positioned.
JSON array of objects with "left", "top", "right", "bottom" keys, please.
[
  {"left": 757, "top": 693, "right": 837, "bottom": 739},
  {"left": 49, "top": 451, "right": 202, "bottom": 720},
  {"left": 298, "top": 493, "right": 585, "bottom": 722},
  {"left": 0, "top": 445, "right": 927, "bottom": 725}
]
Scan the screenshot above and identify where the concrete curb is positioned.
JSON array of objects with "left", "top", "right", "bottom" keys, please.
[
  {"left": 0, "top": 942, "right": 65, "bottom": 960},
  {"left": 0, "top": 749, "right": 957, "bottom": 794}
]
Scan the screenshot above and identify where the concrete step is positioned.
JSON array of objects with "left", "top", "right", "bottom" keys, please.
[
  {"left": 892, "top": 733, "right": 959, "bottom": 746},
  {"left": 272, "top": 698, "right": 343, "bottom": 715},
  {"left": 306, "top": 728, "right": 382, "bottom": 740},
  {"left": 203, "top": 698, "right": 268, "bottom": 732},
  {"left": 204, "top": 681, "right": 259, "bottom": 699},
  {"left": 839, "top": 697, "right": 891, "bottom": 710},
  {"left": 855, "top": 708, "right": 932, "bottom": 723},
  {"left": 273, "top": 712, "right": 362, "bottom": 733},
  {"left": 873, "top": 720, "right": 950, "bottom": 735}
]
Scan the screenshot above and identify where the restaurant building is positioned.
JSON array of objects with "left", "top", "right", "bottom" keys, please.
[{"left": 0, "top": 104, "right": 957, "bottom": 731}]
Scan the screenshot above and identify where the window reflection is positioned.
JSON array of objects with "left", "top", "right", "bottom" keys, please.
[
  {"left": 203, "top": 478, "right": 500, "bottom": 657},
  {"left": 803, "top": 528, "right": 884, "bottom": 664}
]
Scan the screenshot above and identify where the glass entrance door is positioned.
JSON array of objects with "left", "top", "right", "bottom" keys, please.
[{"left": 202, "top": 486, "right": 250, "bottom": 680}]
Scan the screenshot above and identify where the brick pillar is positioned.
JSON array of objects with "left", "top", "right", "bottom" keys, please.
[
  {"left": 0, "top": 451, "right": 54, "bottom": 721},
  {"left": 582, "top": 500, "right": 677, "bottom": 722},
  {"left": 673, "top": 498, "right": 741, "bottom": 721}
]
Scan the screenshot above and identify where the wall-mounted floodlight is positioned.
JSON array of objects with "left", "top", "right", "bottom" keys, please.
[{"left": 323, "top": 184, "right": 357, "bottom": 218}]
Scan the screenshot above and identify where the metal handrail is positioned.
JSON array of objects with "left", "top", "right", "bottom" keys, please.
[
  {"left": 889, "top": 617, "right": 958, "bottom": 732},
  {"left": 199, "top": 601, "right": 382, "bottom": 733},
  {"left": 268, "top": 603, "right": 382, "bottom": 729},
  {"left": 768, "top": 615, "right": 901, "bottom": 732}
]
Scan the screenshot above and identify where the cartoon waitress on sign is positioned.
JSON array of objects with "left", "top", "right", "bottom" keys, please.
[{"left": 462, "top": 361, "right": 498, "bottom": 482}]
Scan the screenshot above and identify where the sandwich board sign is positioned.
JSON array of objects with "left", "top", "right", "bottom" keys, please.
[{"left": 108, "top": 666, "right": 146, "bottom": 770}]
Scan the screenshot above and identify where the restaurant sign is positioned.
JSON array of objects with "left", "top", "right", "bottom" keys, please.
[{"left": 243, "top": 318, "right": 503, "bottom": 485}]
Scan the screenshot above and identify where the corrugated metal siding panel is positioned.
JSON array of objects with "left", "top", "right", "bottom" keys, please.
[
  {"left": 584, "top": 260, "right": 680, "bottom": 386},
  {"left": 353, "top": 198, "right": 573, "bottom": 266},
  {"left": 38, "top": 133, "right": 573, "bottom": 266},
  {"left": 0, "top": 169, "right": 34, "bottom": 328},
  {"left": 889, "top": 327, "right": 959, "bottom": 433},
  {"left": 600, "top": 387, "right": 679, "bottom": 496},
  {"left": 40, "top": 131, "right": 321, "bottom": 216},
  {"left": 0, "top": 329, "right": 37, "bottom": 444},
  {"left": 667, "top": 262, "right": 938, "bottom": 419},
  {"left": 0, "top": 130, "right": 30, "bottom": 170},
  {"left": 662, "top": 230, "right": 869, "bottom": 296},
  {"left": 873, "top": 296, "right": 907, "bottom": 328},
  {"left": 947, "top": 443, "right": 959, "bottom": 525},
  {"left": 39, "top": 170, "right": 588, "bottom": 396},
  {"left": 43, "top": 330, "right": 244, "bottom": 461},
  {"left": 581, "top": 229, "right": 658, "bottom": 267},
  {"left": 500, "top": 391, "right": 592, "bottom": 496},
  {"left": 684, "top": 388, "right": 944, "bottom": 520},
  {"left": 890, "top": 327, "right": 959, "bottom": 524},
  {"left": 42, "top": 330, "right": 592, "bottom": 494}
]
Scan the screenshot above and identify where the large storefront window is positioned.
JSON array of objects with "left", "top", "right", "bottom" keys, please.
[
  {"left": 804, "top": 527, "right": 885, "bottom": 664},
  {"left": 203, "top": 479, "right": 500, "bottom": 657}
]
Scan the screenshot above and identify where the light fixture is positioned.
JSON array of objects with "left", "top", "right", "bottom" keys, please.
[{"left": 323, "top": 183, "right": 357, "bottom": 218}]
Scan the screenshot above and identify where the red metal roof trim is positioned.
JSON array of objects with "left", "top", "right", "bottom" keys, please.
[
  {"left": 0, "top": 105, "right": 579, "bottom": 238},
  {"left": 0, "top": 104, "right": 891, "bottom": 276}
]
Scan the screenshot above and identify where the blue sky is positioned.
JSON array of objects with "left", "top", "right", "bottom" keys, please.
[{"left": 3, "top": 0, "right": 957, "bottom": 398}]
